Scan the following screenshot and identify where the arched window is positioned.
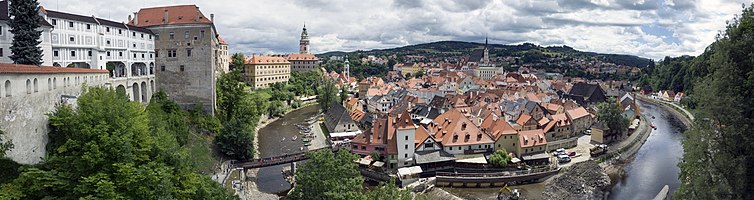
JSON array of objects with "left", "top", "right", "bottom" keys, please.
[
  {"left": 4, "top": 80, "right": 10, "bottom": 97},
  {"left": 48, "top": 78, "right": 52, "bottom": 91},
  {"left": 26, "top": 79, "right": 31, "bottom": 94},
  {"left": 33, "top": 78, "right": 38, "bottom": 92},
  {"left": 53, "top": 78, "right": 57, "bottom": 89}
]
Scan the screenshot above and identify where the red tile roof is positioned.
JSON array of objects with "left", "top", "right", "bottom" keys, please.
[
  {"left": 285, "top": 54, "right": 318, "bottom": 61},
  {"left": 131, "top": 5, "right": 212, "bottom": 27},
  {"left": 429, "top": 109, "right": 493, "bottom": 147},
  {"left": 519, "top": 129, "right": 547, "bottom": 148},
  {"left": 0, "top": 64, "right": 107, "bottom": 74},
  {"left": 566, "top": 107, "right": 590, "bottom": 119},
  {"left": 245, "top": 55, "right": 290, "bottom": 65}
]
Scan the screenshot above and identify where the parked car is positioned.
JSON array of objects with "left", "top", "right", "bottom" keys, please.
[
  {"left": 568, "top": 151, "right": 576, "bottom": 157},
  {"left": 553, "top": 148, "right": 566, "bottom": 156},
  {"left": 584, "top": 129, "right": 592, "bottom": 135},
  {"left": 557, "top": 154, "right": 571, "bottom": 163}
]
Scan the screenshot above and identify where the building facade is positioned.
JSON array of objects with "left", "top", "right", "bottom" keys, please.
[
  {"left": 243, "top": 54, "right": 290, "bottom": 89},
  {"left": 0, "top": 1, "right": 54, "bottom": 66},
  {"left": 287, "top": 53, "right": 318, "bottom": 73},
  {"left": 43, "top": 9, "right": 156, "bottom": 103},
  {"left": 131, "top": 5, "right": 220, "bottom": 114},
  {"left": 216, "top": 36, "right": 229, "bottom": 74}
]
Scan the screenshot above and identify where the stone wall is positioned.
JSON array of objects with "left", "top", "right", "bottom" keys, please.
[{"left": 1, "top": 71, "right": 108, "bottom": 164}]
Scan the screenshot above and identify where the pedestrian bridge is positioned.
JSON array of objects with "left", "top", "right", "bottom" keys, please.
[
  {"left": 435, "top": 165, "right": 560, "bottom": 187},
  {"left": 231, "top": 147, "right": 331, "bottom": 169}
]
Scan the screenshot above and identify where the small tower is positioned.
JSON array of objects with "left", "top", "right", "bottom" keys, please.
[
  {"left": 343, "top": 56, "right": 350, "bottom": 81},
  {"left": 299, "top": 23, "right": 310, "bottom": 54}
]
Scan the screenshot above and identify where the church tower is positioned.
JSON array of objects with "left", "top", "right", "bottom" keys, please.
[
  {"left": 483, "top": 37, "right": 490, "bottom": 64},
  {"left": 343, "top": 56, "right": 350, "bottom": 81},
  {"left": 299, "top": 24, "right": 310, "bottom": 54}
]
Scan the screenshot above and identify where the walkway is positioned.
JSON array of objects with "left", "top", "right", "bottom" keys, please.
[
  {"left": 638, "top": 94, "right": 695, "bottom": 121},
  {"left": 231, "top": 147, "right": 331, "bottom": 169}
]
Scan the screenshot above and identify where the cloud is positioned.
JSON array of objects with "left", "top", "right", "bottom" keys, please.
[{"left": 37, "top": 0, "right": 751, "bottom": 60}]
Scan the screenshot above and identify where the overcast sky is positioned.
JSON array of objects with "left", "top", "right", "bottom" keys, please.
[{"left": 39, "top": 0, "right": 751, "bottom": 59}]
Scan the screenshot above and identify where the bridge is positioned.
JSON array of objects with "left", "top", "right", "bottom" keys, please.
[
  {"left": 434, "top": 165, "right": 560, "bottom": 187},
  {"left": 231, "top": 147, "right": 332, "bottom": 169}
]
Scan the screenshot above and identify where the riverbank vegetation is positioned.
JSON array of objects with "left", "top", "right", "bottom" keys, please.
[
  {"left": 0, "top": 88, "right": 236, "bottom": 199},
  {"left": 673, "top": 4, "right": 754, "bottom": 200},
  {"left": 489, "top": 150, "right": 512, "bottom": 167},
  {"left": 287, "top": 150, "right": 415, "bottom": 200},
  {"left": 595, "top": 99, "right": 629, "bottom": 136}
]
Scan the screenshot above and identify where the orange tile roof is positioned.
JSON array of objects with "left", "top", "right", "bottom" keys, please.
[
  {"left": 0, "top": 64, "right": 107, "bottom": 74},
  {"left": 519, "top": 129, "right": 547, "bottom": 148},
  {"left": 286, "top": 54, "right": 318, "bottom": 61},
  {"left": 566, "top": 107, "right": 590, "bottom": 119},
  {"left": 131, "top": 5, "right": 212, "bottom": 27},
  {"left": 245, "top": 55, "right": 290, "bottom": 65},
  {"left": 429, "top": 109, "right": 493, "bottom": 147},
  {"left": 345, "top": 97, "right": 359, "bottom": 107},
  {"left": 350, "top": 109, "right": 365, "bottom": 122},
  {"left": 516, "top": 114, "right": 532, "bottom": 126},
  {"left": 217, "top": 35, "right": 227, "bottom": 45},
  {"left": 414, "top": 126, "right": 431, "bottom": 148}
]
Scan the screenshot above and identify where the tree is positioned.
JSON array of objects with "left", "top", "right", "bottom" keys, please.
[
  {"left": 488, "top": 149, "right": 511, "bottom": 167},
  {"left": 216, "top": 116, "right": 255, "bottom": 160},
  {"left": 8, "top": 0, "right": 43, "bottom": 65},
  {"left": 339, "top": 85, "right": 349, "bottom": 103},
  {"left": 596, "top": 99, "right": 628, "bottom": 135},
  {"left": 216, "top": 70, "right": 249, "bottom": 122},
  {"left": 365, "top": 178, "right": 412, "bottom": 200},
  {"left": 675, "top": 5, "right": 754, "bottom": 199},
  {"left": 1, "top": 87, "right": 236, "bottom": 199},
  {"left": 230, "top": 53, "right": 245, "bottom": 71},
  {"left": 414, "top": 70, "right": 425, "bottom": 78},
  {"left": 287, "top": 150, "right": 366, "bottom": 200},
  {"left": 317, "top": 78, "right": 338, "bottom": 112},
  {"left": 0, "top": 128, "right": 13, "bottom": 158}
]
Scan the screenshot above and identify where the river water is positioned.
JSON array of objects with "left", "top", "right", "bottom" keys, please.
[
  {"left": 255, "top": 105, "right": 320, "bottom": 194},
  {"left": 608, "top": 101, "right": 685, "bottom": 199}
]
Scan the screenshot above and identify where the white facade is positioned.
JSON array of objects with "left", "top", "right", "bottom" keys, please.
[
  {"left": 44, "top": 10, "right": 156, "bottom": 103},
  {"left": 0, "top": 22, "right": 54, "bottom": 66},
  {"left": 395, "top": 128, "right": 416, "bottom": 168},
  {"left": 443, "top": 143, "right": 495, "bottom": 155}
]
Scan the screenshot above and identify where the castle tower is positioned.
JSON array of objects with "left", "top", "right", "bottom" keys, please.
[{"left": 299, "top": 24, "right": 310, "bottom": 54}]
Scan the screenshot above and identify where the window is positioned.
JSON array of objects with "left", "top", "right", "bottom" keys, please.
[
  {"left": 118, "top": 29, "right": 122, "bottom": 34},
  {"left": 88, "top": 51, "right": 92, "bottom": 57},
  {"left": 184, "top": 31, "right": 189, "bottom": 39},
  {"left": 0, "top": 48, "right": 3, "bottom": 57},
  {"left": 133, "top": 32, "right": 136, "bottom": 37},
  {"left": 141, "top": 54, "right": 144, "bottom": 58},
  {"left": 106, "top": 27, "right": 110, "bottom": 32},
  {"left": 51, "top": 19, "right": 57, "bottom": 25},
  {"left": 68, "top": 22, "right": 74, "bottom": 27},
  {"left": 133, "top": 43, "right": 136, "bottom": 48},
  {"left": 86, "top": 24, "right": 91, "bottom": 29},
  {"left": 160, "top": 66, "right": 165, "bottom": 71},
  {"left": 133, "top": 53, "right": 136, "bottom": 58},
  {"left": 106, "top": 52, "right": 110, "bottom": 56},
  {"left": 169, "top": 32, "right": 174, "bottom": 39},
  {"left": 200, "top": 30, "right": 205, "bottom": 38},
  {"left": 404, "top": 144, "right": 408, "bottom": 149},
  {"left": 70, "top": 51, "right": 75, "bottom": 57},
  {"left": 167, "top": 50, "right": 176, "bottom": 57},
  {"left": 186, "top": 49, "right": 191, "bottom": 57},
  {"left": 106, "top": 40, "right": 111, "bottom": 45},
  {"left": 424, "top": 143, "right": 432, "bottom": 148},
  {"left": 25, "top": 79, "right": 31, "bottom": 94},
  {"left": 141, "top": 33, "right": 144, "bottom": 38},
  {"left": 53, "top": 50, "right": 58, "bottom": 57},
  {"left": 69, "top": 37, "right": 74, "bottom": 42},
  {"left": 0, "top": 26, "right": 3, "bottom": 35},
  {"left": 405, "top": 136, "right": 408, "bottom": 140},
  {"left": 119, "top": 52, "right": 123, "bottom": 57},
  {"left": 155, "top": 50, "right": 158, "bottom": 58},
  {"left": 404, "top": 154, "right": 408, "bottom": 158},
  {"left": 180, "top": 65, "right": 184, "bottom": 71}
]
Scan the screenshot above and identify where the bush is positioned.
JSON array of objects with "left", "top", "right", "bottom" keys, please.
[{"left": 489, "top": 150, "right": 511, "bottom": 167}]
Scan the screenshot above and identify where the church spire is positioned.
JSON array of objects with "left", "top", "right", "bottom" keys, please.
[{"left": 299, "top": 23, "right": 310, "bottom": 54}]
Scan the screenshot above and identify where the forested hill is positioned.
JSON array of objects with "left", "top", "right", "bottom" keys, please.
[{"left": 317, "top": 41, "right": 653, "bottom": 68}]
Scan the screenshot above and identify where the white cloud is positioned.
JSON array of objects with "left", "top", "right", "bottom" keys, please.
[{"left": 37, "top": 0, "right": 752, "bottom": 60}]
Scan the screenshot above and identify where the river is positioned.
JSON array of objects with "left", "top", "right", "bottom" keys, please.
[
  {"left": 607, "top": 101, "right": 685, "bottom": 200},
  {"left": 255, "top": 105, "right": 320, "bottom": 194}
]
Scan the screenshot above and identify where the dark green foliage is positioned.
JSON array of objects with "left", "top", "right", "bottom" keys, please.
[
  {"left": 596, "top": 99, "right": 629, "bottom": 135},
  {"left": 675, "top": 5, "right": 754, "bottom": 200},
  {"left": 0, "top": 128, "right": 12, "bottom": 158},
  {"left": 215, "top": 70, "right": 259, "bottom": 160},
  {"left": 8, "top": 0, "right": 43, "bottom": 65},
  {"left": 318, "top": 78, "right": 338, "bottom": 112},
  {"left": 287, "top": 150, "right": 412, "bottom": 200},
  {"left": 230, "top": 53, "right": 245, "bottom": 70},
  {"left": 0, "top": 158, "right": 21, "bottom": 184},
  {"left": 489, "top": 149, "right": 511, "bottom": 167},
  {"left": 0, "top": 87, "right": 236, "bottom": 199}
]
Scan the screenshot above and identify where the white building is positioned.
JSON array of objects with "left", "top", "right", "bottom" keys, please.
[
  {"left": 0, "top": 0, "right": 54, "bottom": 66},
  {"left": 43, "top": 8, "right": 156, "bottom": 103}
]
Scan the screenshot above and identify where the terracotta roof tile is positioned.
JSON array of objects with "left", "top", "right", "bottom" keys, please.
[
  {"left": 519, "top": 129, "right": 547, "bottom": 148},
  {"left": 245, "top": 55, "right": 290, "bottom": 65},
  {"left": 131, "top": 5, "right": 212, "bottom": 27}
]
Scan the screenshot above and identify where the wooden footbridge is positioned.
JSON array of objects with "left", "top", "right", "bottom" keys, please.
[{"left": 231, "top": 147, "right": 332, "bottom": 169}]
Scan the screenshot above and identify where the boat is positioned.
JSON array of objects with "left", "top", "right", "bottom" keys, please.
[
  {"left": 292, "top": 136, "right": 298, "bottom": 141},
  {"left": 302, "top": 138, "right": 312, "bottom": 142},
  {"left": 651, "top": 124, "right": 657, "bottom": 129},
  {"left": 651, "top": 116, "right": 656, "bottom": 119},
  {"left": 304, "top": 143, "right": 311, "bottom": 146}
]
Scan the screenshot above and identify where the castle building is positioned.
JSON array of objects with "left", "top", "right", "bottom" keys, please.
[
  {"left": 130, "top": 5, "right": 221, "bottom": 114},
  {"left": 0, "top": 0, "right": 53, "bottom": 66},
  {"left": 243, "top": 54, "right": 290, "bottom": 89},
  {"left": 288, "top": 25, "right": 318, "bottom": 73},
  {"left": 471, "top": 37, "right": 504, "bottom": 80}
]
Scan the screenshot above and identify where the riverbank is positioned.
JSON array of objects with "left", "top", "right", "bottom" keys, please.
[
  {"left": 636, "top": 95, "right": 693, "bottom": 128},
  {"left": 242, "top": 104, "right": 320, "bottom": 200}
]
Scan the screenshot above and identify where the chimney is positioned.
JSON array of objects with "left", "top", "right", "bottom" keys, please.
[
  {"left": 163, "top": 9, "right": 168, "bottom": 24},
  {"left": 195, "top": 7, "right": 200, "bottom": 22},
  {"left": 128, "top": 15, "right": 132, "bottom": 23},
  {"left": 133, "top": 12, "right": 138, "bottom": 25},
  {"left": 210, "top": 14, "right": 214, "bottom": 22}
]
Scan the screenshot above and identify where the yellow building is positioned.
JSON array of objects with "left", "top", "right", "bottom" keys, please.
[
  {"left": 244, "top": 55, "right": 291, "bottom": 89},
  {"left": 398, "top": 63, "right": 422, "bottom": 77}
]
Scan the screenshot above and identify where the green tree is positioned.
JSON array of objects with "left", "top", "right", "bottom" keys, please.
[
  {"left": 0, "top": 128, "right": 12, "bottom": 158},
  {"left": 366, "top": 178, "right": 412, "bottom": 200},
  {"left": 414, "top": 70, "right": 425, "bottom": 78},
  {"left": 675, "top": 5, "right": 754, "bottom": 199},
  {"left": 216, "top": 116, "right": 255, "bottom": 160},
  {"left": 339, "top": 85, "right": 349, "bottom": 103},
  {"left": 8, "top": 0, "right": 43, "bottom": 65},
  {"left": 596, "top": 99, "right": 629, "bottom": 136},
  {"left": 288, "top": 150, "right": 366, "bottom": 200},
  {"left": 488, "top": 149, "right": 511, "bottom": 167},
  {"left": 231, "top": 53, "right": 245, "bottom": 70},
  {"left": 1, "top": 87, "right": 236, "bottom": 199},
  {"left": 317, "top": 78, "right": 338, "bottom": 111},
  {"left": 216, "top": 70, "right": 249, "bottom": 122}
]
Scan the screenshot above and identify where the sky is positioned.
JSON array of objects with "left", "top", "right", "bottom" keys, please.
[{"left": 39, "top": 0, "right": 752, "bottom": 60}]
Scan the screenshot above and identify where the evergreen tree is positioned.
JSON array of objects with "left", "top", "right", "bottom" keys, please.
[{"left": 8, "top": 0, "right": 43, "bottom": 65}]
